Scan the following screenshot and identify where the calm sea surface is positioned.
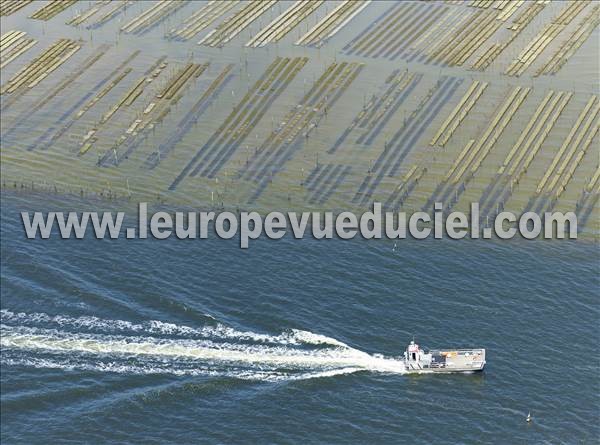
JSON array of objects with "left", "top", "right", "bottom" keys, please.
[{"left": 1, "top": 192, "right": 598, "bottom": 444}]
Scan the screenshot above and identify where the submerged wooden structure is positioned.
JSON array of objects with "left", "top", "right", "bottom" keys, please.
[
  {"left": 166, "top": 1, "right": 239, "bottom": 41},
  {"left": 425, "top": 86, "right": 531, "bottom": 211},
  {"left": 531, "top": 96, "right": 599, "bottom": 212},
  {"left": 79, "top": 56, "right": 168, "bottom": 155},
  {"left": 98, "top": 60, "right": 207, "bottom": 165},
  {"left": 240, "top": 61, "right": 364, "bottom": 203},
  {"left": 246, "top": 0, "right": 323, "bottom": 48},
  {"left": 0, "top": 0, "right": 33, "bottom": 17},
  {"left": 0, "top": 0, "right": 598, "bottom": 231},
  {"left": 121, "top": 0, "right": 187, "bottom": 35},
  {"left": 0, "top": 30, "right": 37, "bottom": 69},
  {"left": 199, "top": 0, "right": 277, "bottom": 48},
  {"left": 296, "top": 0, "right": 370, "bottom": 48},
  {"left": 170, "top": 56, "right": 307, "bottom": 190},
  {"left": 0, "top": 38, "right": 81, "bottom": 97},
  {"left": 478, "top": 90, "right": 572, "bottom": 217},
  {"left": 30, "top": 0, "right": 78, "bottom": 21},
  {"left": 67, "top": 0, "right": 131, "bottom": 28},
  {"left": 429, "top": 80, "right": 488, "bottom": 147},
  {"left": 506, "top": 0, "right": 591, "bottom": 76}
]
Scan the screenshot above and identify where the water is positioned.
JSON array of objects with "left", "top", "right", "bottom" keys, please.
[
  {"left": 2, "top": 1, "right": 599, "bottom": 442},
  {"left": 1, "top": 1, "right": 598, "bottom": 221},
  {"left": 1, "top": 192, "right": 598, "bottom": 444}
]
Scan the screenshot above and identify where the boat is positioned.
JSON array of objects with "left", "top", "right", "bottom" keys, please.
[{"left": 403, "top": 340, "right": 486, "bottom": 373}]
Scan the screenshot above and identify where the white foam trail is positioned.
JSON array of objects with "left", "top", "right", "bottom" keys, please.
[
  {"left": 0, "top": 310, "right": 347, "bottom": 347},
  {"left": 1, "top": 310, "right": 406, "bottom": 380},
  {"left": 1, "top": 325, "right": 405, "bottom": 374},
  {"left": 1, "top": 357, "right": 366, "bottom": 382}
]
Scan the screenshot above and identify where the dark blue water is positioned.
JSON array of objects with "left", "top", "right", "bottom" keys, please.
[{"left": 1, "top": 192, "right": 598, "bottom": 444}]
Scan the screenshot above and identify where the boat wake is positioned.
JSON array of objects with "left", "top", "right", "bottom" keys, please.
[{"left": 0, "top": 310, "right": 405, "bottom": 381}]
